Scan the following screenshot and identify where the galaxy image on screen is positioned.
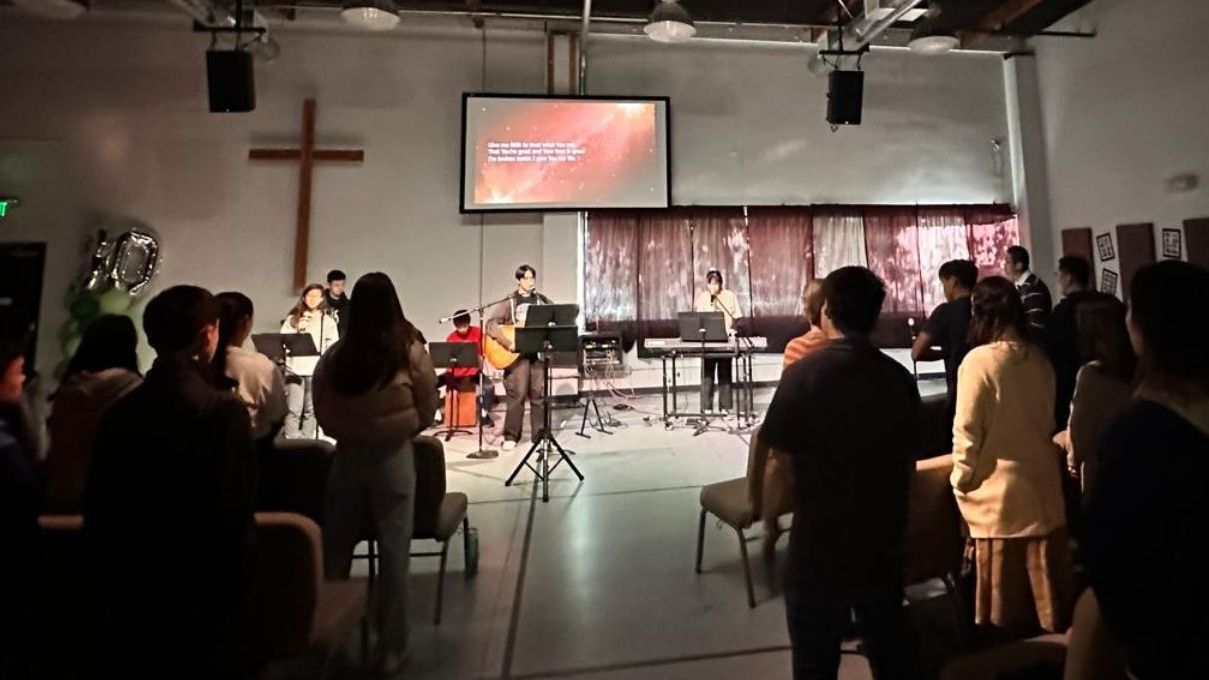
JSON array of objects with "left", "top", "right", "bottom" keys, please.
[{"left": 464, "top": 97, "right": 668, "bottom": 210}]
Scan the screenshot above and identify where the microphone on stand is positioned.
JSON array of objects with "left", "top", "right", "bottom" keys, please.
[{"left": 438, "top": 315, "right": 453, "bottom": 324}]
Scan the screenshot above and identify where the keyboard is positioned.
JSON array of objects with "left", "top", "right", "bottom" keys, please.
[{"left": 644, "top": 337, "right": 768, "bottom": 354}]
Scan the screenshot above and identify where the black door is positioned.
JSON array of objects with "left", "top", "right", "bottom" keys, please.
[{"left": 0, "top": 241, "right": 47, "bottom": 373}]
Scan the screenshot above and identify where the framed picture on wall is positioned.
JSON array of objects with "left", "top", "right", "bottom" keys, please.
[
  {"left": 1101, "top": 268, "right": 1119, "bottom": 295},
  {"left": 1096, "top": 232, "right": 1116, "bottom": 261},
  {"left": 1162, "top": 228, "right": 1183, "bottom": 259}
]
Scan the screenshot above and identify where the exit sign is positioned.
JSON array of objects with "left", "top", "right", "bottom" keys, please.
[{"left": 0, "top": 198, "right": 18, "bottom": 218}]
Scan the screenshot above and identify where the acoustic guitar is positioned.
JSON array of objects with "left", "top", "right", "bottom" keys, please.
[{"left": 483, "top": 325, "right": 519, "bottom": 370}]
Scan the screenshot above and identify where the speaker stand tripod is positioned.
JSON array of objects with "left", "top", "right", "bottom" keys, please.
[{"left": 505, "top": 348, "right": 584, "bottom": 503}]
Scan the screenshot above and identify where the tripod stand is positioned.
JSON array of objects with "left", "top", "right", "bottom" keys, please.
[{"left": 504, "top": 318, "right": 584, "bottom": 503}]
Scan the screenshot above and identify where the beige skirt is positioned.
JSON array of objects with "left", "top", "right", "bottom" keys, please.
[{"left": 967, "top": 528, "right": 1073, "bottom": 635}]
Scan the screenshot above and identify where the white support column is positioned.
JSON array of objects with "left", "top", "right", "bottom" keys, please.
[{"left": 1005, "top": 52, "right": 1057, "bottom": 280}]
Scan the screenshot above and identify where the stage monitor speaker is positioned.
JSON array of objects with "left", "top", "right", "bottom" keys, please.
[
  {"left": 206, "top": 50, "right": 255, "bottom": 113},
  {"left": 827, "top": 70, "right": 864, "bottom": 126}
]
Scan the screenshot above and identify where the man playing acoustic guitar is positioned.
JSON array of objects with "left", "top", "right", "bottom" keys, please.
[{"left": 485, "top": 264, "right": 553, "bottom": 451}]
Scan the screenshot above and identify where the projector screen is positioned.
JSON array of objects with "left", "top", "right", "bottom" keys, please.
[{"left": 460, "top": 94, "right": 671, "bottom": 213}]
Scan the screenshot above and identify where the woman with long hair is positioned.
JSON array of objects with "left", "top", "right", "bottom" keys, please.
[
  {"left": 951, "top": 277, "right": 1071, "bottom": 637},
  {"left": 214, "top": 292, "right": 287, "bottom": 445},
  {"left": 281, "top": 283, "right": 338, "bottom": 438},
  {"left": 1055, "top": 296, "right": 1136, "bottom": 502},
  {"left": 44, "top": 315, "right": 143, "bottom": 513},
  {"left": 313, "top": 273, "right": 437, "bottom": 675},
  {"left": 1087, "top": 261, "right": 1209, "bottom": 679}
]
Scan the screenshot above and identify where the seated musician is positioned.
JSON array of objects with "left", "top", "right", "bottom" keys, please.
[
  {"left": 693, "top": 269, "right": 742, "bottom": 412},
  {"left": 438, "top": 310, "right": 496, "bottom": 425},
  {"left": 750, "top": 280, "right": 829, "bottom": 560}
]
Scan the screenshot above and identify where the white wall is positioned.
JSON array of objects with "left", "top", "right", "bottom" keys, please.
[
  {"left": 0, "top": 11, "right": 1011, "bottom": 377},
  {"left": 1034, "top": 0, "right": 1209, "bottom": 282}
]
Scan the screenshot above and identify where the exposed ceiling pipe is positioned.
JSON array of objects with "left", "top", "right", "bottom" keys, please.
[
  {"left": 165, "top": 0, "right": 281, "bottom": 60},
  {"left": 827, "top": 0, "right": 927, "bottom": 52},
  {"left": 578, "top": 0, "right": 592, "bottom": 95}
]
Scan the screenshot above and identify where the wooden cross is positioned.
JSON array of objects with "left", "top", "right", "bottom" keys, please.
[{"left": 249, "top": 98, "right": 364, "bottom": 290}]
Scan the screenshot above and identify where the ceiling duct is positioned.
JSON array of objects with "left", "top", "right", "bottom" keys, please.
[
  {"left": 820, "top": 0, "right": 927, "bottom": 54},
  {"left": 165, "top": 0, "right": 281, "bottom": 61}
]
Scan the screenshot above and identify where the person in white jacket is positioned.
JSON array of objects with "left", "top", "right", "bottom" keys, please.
[
  {"left": 281, "top": 284, "right": 338, "bottom": 438},
  {"left": 313, "top": 272, "right": 437, "bottom": 677}
]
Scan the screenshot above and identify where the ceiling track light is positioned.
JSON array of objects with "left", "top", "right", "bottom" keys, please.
[
  {"left": 644, "top": 0, "right": 696, "bottom": 44},
  {"left": 341, "top": 0, "right": 401, "bottom": 32}
]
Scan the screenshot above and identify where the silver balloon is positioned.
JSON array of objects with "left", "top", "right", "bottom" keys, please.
[
  {"left": 107, "top": 228, "right": 161, "bottom": 295},
  {"left": 82, "top": 229, "right": 113, "bottom": 291}
]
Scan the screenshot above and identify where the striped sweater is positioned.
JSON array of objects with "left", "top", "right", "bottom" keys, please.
[{"left": 1016, "top": 272, "right": 1053, "bottom": 344}]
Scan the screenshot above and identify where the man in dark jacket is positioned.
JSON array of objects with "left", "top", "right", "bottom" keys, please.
[
  {"left": 1045, "top": 256, "right": 1104, "bottom": 429},
  {"left": 325, "top": 269, "right": 351, "bottom": 337},
  {"left": 85, "top": 285, "right": 257, "bottom": 679},
  {"left": 1004, "top": 245, "right": 1052, "bottom": 345}
]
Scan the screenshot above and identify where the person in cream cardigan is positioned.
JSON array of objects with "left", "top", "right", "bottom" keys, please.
[{"left": 951, "top": 276, "right": 1071, "bottom": 636}]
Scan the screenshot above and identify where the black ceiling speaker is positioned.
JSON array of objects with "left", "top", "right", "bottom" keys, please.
[
  {"left": 826, "top": 70, "right": 864, "bottom": 126},
  {"left": 206, "top": 50, "right": 255, "bottom": 113}
]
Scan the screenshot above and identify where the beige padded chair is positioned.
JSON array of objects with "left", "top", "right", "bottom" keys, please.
[
  {"left": 938, "top": 589, "right": 1127, "bottom": 680},
  {"left": 695, "top": 433, "right": 769, "bottom": 608},
  {"left": 904, "top": 455, "right": 968, "bottom": 646},
  {"left": 248, "top": 512, "right": 367, "bottom": 675}
]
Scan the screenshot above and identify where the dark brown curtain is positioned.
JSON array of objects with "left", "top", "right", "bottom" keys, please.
[
  {"left": 691, "top": 207, "right": 751, "bottom": 317},
  {"left": 863, "top": 206, "right": 924, "bottom": 315},
  {"left": 748, "top": 207, "right": 813, "bottom": 317},
  {"left": 637, "top": 209, "right": 694, "bottom": 326},
  {"left": 583, "top": 211, "right": 639, "bottom": 326}
]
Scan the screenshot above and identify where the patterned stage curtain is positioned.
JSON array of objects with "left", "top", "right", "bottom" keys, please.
[
  {"left": 863, "top": 206, "right": 924, "bottom": 314},
  {"left": 691, "top": 207, "right": 751, "bottom": 317},
  {"left": 813, "top": 207, "right": 868, "bottom": 277},
  {"left": 583, "top": 211, "right": 639, "bottom": 326},
  {"left": 748, "top": 207, "right": 813, "bottom": 317},
  {"left": 917, "top": 207, "right": 972, "bottom": 312},
  {"left": 964, "top": 206, "right": 1020, "bottom": 280},
  {"left": 637, "top": 209, "right": 694, "bottom": 324}
]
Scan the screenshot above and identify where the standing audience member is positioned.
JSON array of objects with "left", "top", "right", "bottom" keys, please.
[
  {"left": 751, "top": 280, "right": 827, "bottom": 560},
  {"left": 313, "top": 273, "right": 438, "bottom": 678},
  {"left": 782, "top": 280, "right": 827, "bottom": 368},
  {"left": 213, "top": 292, "right": 287, "bottom": 446},
  {"left": 1087, "top": 261, "right": 1209, "bottom": 680},
  {"left": 1, "top": 334, "right": 38, "bottom": 679},
  {"left": 912, "top": 259, "right": 978, "bottom": 410},
  {"left": 951, "top": 277, "right": 1070, "bottom": 637},
  {"left": 760, "top": 266, "right": 921, "bottom": 680},
  {"left": 84, "top": 285, "right": 257, "bottom": 679},
  {"left": 1053, "top": 296, "right": 1135, "bottom": 504},
  {"left": 43, "top": 315, "right": 142, "bottom": 513},
  {"left": 281, "top": 284, "right": 339, "bottom": 438},
  {"left": 1003, "top": 245, "right": 1052, "bottom": 344},
  {"left": 1045, "top": 256, "right": 1101, "bottom": 429},
  {"left": 325, "top": 269, "right": 351, "bottom": 338}
]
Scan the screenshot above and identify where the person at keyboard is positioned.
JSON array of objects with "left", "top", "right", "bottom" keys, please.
[{"left": 693, "top": 269, "right": 742, "bottom": 412}]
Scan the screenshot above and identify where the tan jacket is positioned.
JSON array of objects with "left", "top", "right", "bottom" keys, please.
[
  {"left": 313, "top": 340, "right": 438, "bottom": 448},
  {"left": 951, "top": 340, "right": 1065, "bottom": 538},
  {"left": 44, "top": 368, "right": 142, "bottom": 513},
  {"left": 1058, "top": 362, "right": 1134, "bottom": 501}
]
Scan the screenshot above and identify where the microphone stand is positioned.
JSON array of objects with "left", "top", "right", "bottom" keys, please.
[{"left": 438, "top": 294, "right": 513, "bottom": 460}]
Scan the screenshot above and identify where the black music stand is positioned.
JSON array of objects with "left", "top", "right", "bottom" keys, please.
[
  {"left": 252, "top": 332, "right": 319, "bottom": 376},
  {"left": 677, "top": 311, "right": 728, "bottom": 425},
  {"left": 504, "top": 304, "right": 584, "bottom": 503},
  {"left": 430, "top": 342, "right": 478, "bottom": 442}
]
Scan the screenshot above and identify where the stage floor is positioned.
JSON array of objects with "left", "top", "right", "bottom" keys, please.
[{"left": 342, "top": 380, "right": 949, "bottom": 679}]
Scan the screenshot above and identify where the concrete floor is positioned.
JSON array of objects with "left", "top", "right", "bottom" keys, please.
[{"left": 342, "top": 381, "right": 950, "bottom": 679}]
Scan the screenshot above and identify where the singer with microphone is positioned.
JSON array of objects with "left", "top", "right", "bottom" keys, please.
[
  {"left": 694, "top": 269, "right": 742, "bottom": 413},
  {"left": 486, "top": 264, "right": 552, "bottom": 451},
  {"left": 281, "top": 283, "right": 340, "bottom": 438}
]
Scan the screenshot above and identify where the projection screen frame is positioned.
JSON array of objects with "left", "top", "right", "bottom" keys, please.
[{"left": 459, "top": 92, "right": 673, "bottom": 214}]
